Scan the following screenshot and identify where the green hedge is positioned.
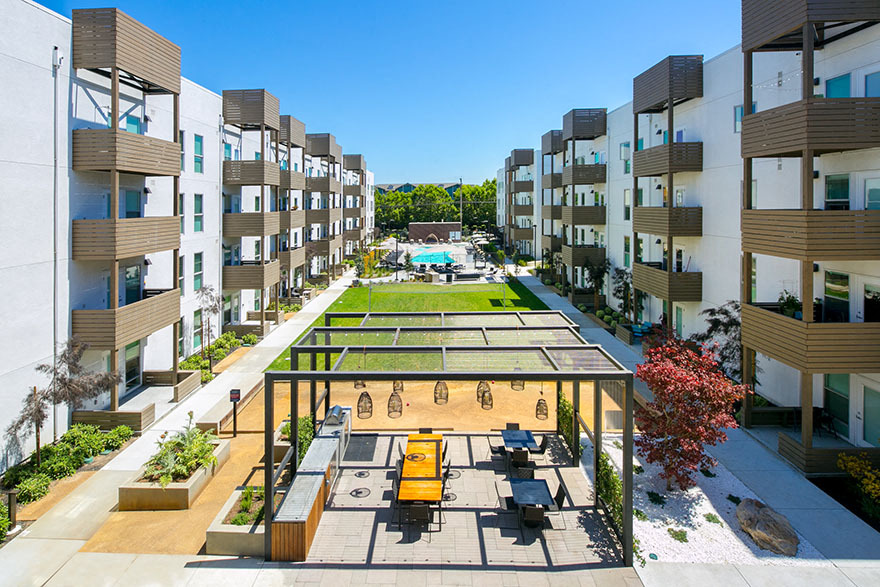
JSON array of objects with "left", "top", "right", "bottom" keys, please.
[
  {"left": 558, "top": 392, "right": 575, "bottom": 455},
  {"left": 0, "top": 500, "right": 9, "bottom": 541}
]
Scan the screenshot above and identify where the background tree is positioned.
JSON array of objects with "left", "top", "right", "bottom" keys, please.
[
  {"left": 635, "top": 338, "right": 750, "bottom": 490},
  {"left": 197, "top": 286, "right": 223, "bottom": 360},
  {"left": 6, "top": 339, "right": 121, "bottom": 465},
  {"left": 375, "top": 180, "right": 497, "bottom": 231},
  {"left": 403, "top": 251, "right": 414, "bottom": 277},
  {"left": 583, "top": 257, "right": 612, "bottom": 312},
  {"left": 689, "top": 300, "right": 753, "bottom": 383},
  {"left": 354, "top": 249, "right": 365, "bottom": 279},
  {"left": 612, "top": 267, "right": 642, "bottom": 321}
]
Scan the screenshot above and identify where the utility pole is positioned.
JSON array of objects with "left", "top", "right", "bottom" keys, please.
[{"left": 459, "top": 178, "right": 463, "bottom": 229}]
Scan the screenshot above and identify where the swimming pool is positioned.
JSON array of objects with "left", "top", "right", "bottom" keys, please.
[{"left": 411, "top": 251, "right": 455, "bottom": 264}]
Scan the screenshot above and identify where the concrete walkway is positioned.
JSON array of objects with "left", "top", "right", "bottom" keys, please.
[
  {"left": 0, "top": 275, "right": 354, "bottom": 586},
  {"left": 515, "top": 272, "right": 880, "bottom": 586}
]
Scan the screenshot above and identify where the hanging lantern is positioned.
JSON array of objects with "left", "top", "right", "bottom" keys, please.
[
  {"left": 481, "top": 388, "right": 494, "bottom": 410},
  {"left": 511, "top": 379, "right": 525, "bottom": 391},
  {"left": 357, "top": 391, "right": 373, "bottom": 419},
  {"left": 388, "top": 391, "right": 403, "bottom": 418},
  {"left": 434, "top": 381, "right": 448, "bottom": 405},
  {"left": 393, "top": 380, "right": 404, "bottom": 393},
  {"left": 354, "top": 379, "right": 366, "bottom": 389},
  {"left": 535, "top": 398, "right": 548, "bottom": 420},
  {"left": 476, "top": 380, "right": 490, "bottom": 402}
]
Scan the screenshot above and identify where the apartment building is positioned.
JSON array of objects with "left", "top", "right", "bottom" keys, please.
[
  {"left": 0, "top": 0, "right": 374, "bottom": 469},
  {"left": 500, "top": 6, "right": 880, "bottom": 472},
  {"left": 503, "top": 148, "right": 538, "bottom": 257}
]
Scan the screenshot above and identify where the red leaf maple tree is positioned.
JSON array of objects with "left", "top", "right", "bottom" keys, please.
[{"left": 635, "top": 338, "right": 750, "bottom": 491}]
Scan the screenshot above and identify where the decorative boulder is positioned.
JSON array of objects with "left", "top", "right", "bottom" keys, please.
[{"left": 736, "top": 498, "right": 799, "bottom": 556}]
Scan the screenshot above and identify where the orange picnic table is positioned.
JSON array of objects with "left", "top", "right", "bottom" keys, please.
[{"left": 398, "top": 433, "right": 443, "bottom": 502}]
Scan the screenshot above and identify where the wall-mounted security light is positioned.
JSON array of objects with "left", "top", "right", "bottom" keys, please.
[{"left": 143, "top": 187, "right": 152, "bottom": 194}]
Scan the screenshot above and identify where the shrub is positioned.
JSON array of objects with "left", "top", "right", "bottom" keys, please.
[
  {"left": 838, "top": 453, "right": 880, "bottom": 523},
  {"left": 667, "top": 528, "right": 688, "bottom": 543},
  {"left": 633, "top": 464, "right": 644, "bottom": 475},
  {"left": 201, "top": 371, "right": 214, "bottom": 384},
  {"left": 554, "top": 282, "right": 563, "bottom": 290},
  {"left": 242, "top": 334, "right": 258, "bottom": 346},
  {"left": 298, "top": 416, "right": 315, "bottom": 464},
  {"left": 610, "top": 320, "right": 618, "bottom": 329},
  {"left": 596, "top": 310, "right": 605, "bottom": 319},
  {"left": 143, "top": 413, "right": 218, "bottom": 488},
  {"left": 647, "top": 491, "right": 666, "bottom": 506},
  {"left": 557, "top": 393, "right": 574, "bottom": 454},
  {"left": 604, "top": 306, "right": 613, "bottom": 315},
  {"left": 603, "top": 315, "right": 613, "bottom": 324},
  {"left": 0, "top": 500, "right": 9, "bottom": 541},
  {"left": 104, "top": 425, "right": 133, "bottom": 451},
  {"left": 240, "top": 485, "right": 254, "bottom": 512},
  {"left": 230, "top": 512, "right": 251, "bottom": 526},
  {"left": 704, "top": 513, "right": 723, "bottom": 526},
  {"left": 597, "top": 451, "right": 623, "bottom": 532},
  {"left": 211, "top": 348, "right": 228, "bottom": 362},
  {"left": 39, "top": 444, "right": 83, "bottom": 479},
  {"left": 16, "top": 473, "right": 51, "bottom": 503},
  {"left": 577, "top": 304, "right": 587, "bottom": 312},
  {"left": 543, "top": 279, "right": 552, "bottom": 286},
  {"left": 60, "top": 423, "right": 105, "bottom": 458},
  {"left": 2, "top": 462, "right": 35, "bottom": 489},
  {"left": 634, "top": 508, "right": 648, "bottom": 522}
]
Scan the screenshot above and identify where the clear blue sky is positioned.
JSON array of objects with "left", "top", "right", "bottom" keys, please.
[{"left": 41, "top": 0, "right": 742, "bottom": 184}]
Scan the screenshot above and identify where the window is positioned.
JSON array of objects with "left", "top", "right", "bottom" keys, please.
[
  {"left": 179, "top": 131, "right": 185, "bottom": 171},
  {"left": 179, "top": 193, "right": 185, "bottom": 233},
  {"left": 281, "top": 159, "right": 287, "bottom": 170},
  {"left": 620, "top": 142, "right": 631, "bottom": 174},
  {"left": 194, "top": 134, "right": 204, "bottom": 174},
  {"left": 124, "top": 190, "right": 140, "bottom": 218},
  {"left": 193, "top": 310, "right": 202, "bottom": 350},
  {"left": 824, "top": 374, "right": 849, "bottom": 436},
  {"left": 636, "top": 138, "right": 643, "bottom": 151},
  {"left": 734, "top": 103, "right": 757, "bottom": 133},
  {"left": 663, "top": 130, "right": 668, "bottom": 145},
  {"left": 675, "top": 306, "right": 683, "bottom": 338},
  {"left": 254, "top": 291, "right": 261, "bottom": 311},
  {"left": 193, "top": 194, "right": 204, "bottom": 232},
  {"left": 255, "top": 195, "right": 261, "bottom": 212},
  {"left": 866, "top": 178, "right": 880, "bottom": 210},
  {"left": 234, "top": 148, "right": 240, "bottom": 161},
  {"left": 125, "top": 115, "right": 141, "bottom": 135},
  {"left": 193, "top": 252, "right": 203, "bottom": 291},
  {"left": 824, "top": 271, "right": 849, "bottom": 322},
  {"left": 751, "top": 258, "right": 757, "bottom": 301},
  {"left": 223, "top": 143, "right": 232, "bottom": 161},
  {"left": 623, "top": 189, "right": 631, "bottom": 221},
  {"left": 637, "top": 188, "right": 643, "bottom": 206},
  {"left": 867, "top": 71, "right": 880, "bottom": 98},
  {"left": 826, "top": 73, "right": 851, "bottom": 98},
  {"left": 623, "top": 236, "right": 631, "bottom": 268},
  {"left": 255, "top": 240, "right": 261, "bottom": 261},
  {"left": 255, "top": 151, "right": 261, "bottom": 161},
  {"left": 178, "top": 255, "right": 184, "bottom": 295},
  {"left": 675, "top": 130, "right": 684, "bottom": 143},
  {"left": 178, "top": 322, "right": 184, "bottom": 356},
  {"left": 825, "top": 174, "right": 850, "bottom": 210}
]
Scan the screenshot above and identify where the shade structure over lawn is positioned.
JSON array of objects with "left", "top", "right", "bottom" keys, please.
[{"left": 264, "top": 310, "right": 635, "bottom": 566}]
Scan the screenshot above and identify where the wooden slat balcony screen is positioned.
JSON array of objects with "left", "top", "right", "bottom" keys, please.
[
  {"left": 741, "top": 303, "right": 880, "bottom": 373},
  {"left": 280, "top": 247, "right": 306, "bottom": 269},
  {"left": 222, "top": 89, "right": 280, "bottom": 131},
  {"left": 541, "top": 235, "right": 563, "bottom": 251},
  {"left": 71, "top": 288, "right": 180, "bottom": 349},
  {"left": 306, "top": 240, "right": 330, "bottom": 256},
  {"left": 633, "top": 262, "right": 702, "bottom": 302},
  {"left": 777, "top": 433, "right": 880, "bottom": 476},
  {"left": 562, "top": 109, "right": 607, "bottom": 140},
  {"left": 304, "top": 208, "right": 330, "bottom": 225},
  {"left": 509, "top": 226, "right": 533, "bottom": 240},
  {"left": 330, "top": 235, "right": 344, "bottom": 251},
  {"left": 512, "top": 180, "right": 534, "bottom": 193},
  {"left": 344, "top": 228, "right": 361, "bottom": 240},
  {"left": 329, "top": 208, "right": 342, "bottom": 224},
  {"left": 562, "top": 245, "right": 606, "bottom": 267},
  {"left": 542, "top": 130, "right": 563, "bottom": 154},
  {"left": 562, "top": 205, "right": 606, "bottom": 226},
  {"left": 741, "top": 98, "right": 880, "bottom": 158},
  {"left": 305, "top": 176, "right": 342, "bottom": 194},
  {"left": 72, "top": 129, "right": 180, "bottom": 176},
  {"left": 280, "top": 169, "right": 306, "bottom": 191},
  {"left": 742, "top": 209, "right": 880, "bottom": 260},
  {"left": 562, "top": 164, "right": 606, "bottom": 185},
  {"left": 223, "top": 160, "right": 281, "bottom": 186},
  {"left": 633, "top": 143, "right": 703, "bottom": 177},
  {"left": 633, "top": 207, "right": 703, "bottom": 237},
  {"left": 222, "top": 260, "right": 281, "bottom": 290},
  {"left": 633, "top": 55, "right": 703, "bottom": 114},
  {"left": 343, "top": 154, "right": 366, "bottom": 171},
  {"left": 512, "top": 204, "right": 533, "bottom": 216},
  {"left": 306, "top": 134, "right": 342, "bottom": 161},
  {"left": 343, "top": 207, "right": 362, "bottom": 219},
  {"left": 289, "top": 209, "right": 305, "bottom": 228},
  {"left": 541, "top": 205, "right": 562, "bottom": 220},
  {"left": 741, "top": 0, "right": 880, "bottom": 52},
  {"left": 72, "top": 216, "right": 180, "bottom": 260},
  {"left": 280, "top": 115, "right": 306, "bottom": 147},
  {"left": 72, "top": 8, "right": 181, "bottom": 94},
  {"left": 222, "top": 212, "right": 280, "bottom": 238},
  {"left": 510, "top": 149, "right": 534, "bottom": 167},
  {"left": 343, "top": 184, "right": 366, "bottom": 197},
  {"left": 542, "top": 173, "right": 562, "bottom": 189}
]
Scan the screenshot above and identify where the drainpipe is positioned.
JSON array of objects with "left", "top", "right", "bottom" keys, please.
[{"left": 51, "top": 46, "right": 63, "bottom": 440}]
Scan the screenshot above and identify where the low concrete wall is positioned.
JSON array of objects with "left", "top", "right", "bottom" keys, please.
[
  {"left": 206, "top": 488, "right": 265, "bottom": 557},
  {"left": 118, "top": 439, "right": 231, "bottom": 511},
  {"left": 196, "top": 379, "right": 263, "bottom": 434}
]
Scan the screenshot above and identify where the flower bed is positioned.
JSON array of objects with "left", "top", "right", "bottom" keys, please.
[{"left": 206, "top": 486, "right": 283, "bottom": 556}]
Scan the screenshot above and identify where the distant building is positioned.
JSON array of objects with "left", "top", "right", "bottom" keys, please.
[
  {"left": 408, "top": 222, "right": 462, "bottom": 243},
  {"left": 376, "top": 182, "right": 462, "bottom": 197}
]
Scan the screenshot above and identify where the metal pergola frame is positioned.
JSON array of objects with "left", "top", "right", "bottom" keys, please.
[
  {"left": 324, "top": 310, "right": 579, "bottom": 328},
  {"left": 263, "top": 310, "right": 634, "bottom": 566}
]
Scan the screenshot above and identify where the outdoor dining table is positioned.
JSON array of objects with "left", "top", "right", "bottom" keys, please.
[
  {"left": 398, "top": 433, "right": 443, "bottom": 502},
  {"left": 509, "top": 478, "right": 554, "bottom": 507},
  {"left": 501, "top": 429, "right": 539, "bottom": 451}
]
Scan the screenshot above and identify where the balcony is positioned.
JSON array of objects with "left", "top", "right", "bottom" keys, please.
[
  {"left": 280, "top": 209, "right": 305, "bottom": 230},
  {"left": 741, "top": 98, "right": 880, "bottom": 159},
  {"left": 330, "top": 234, "right": 344, "bottom": 251},
  {"left": 562, "top": 205, "right": 606, "bottom": 226},
  {"left": 741, "top": 0, "right": 880, "bottom": 52},
  {"left": 512, "top": 203, "right": 533, "bottom": 216},
  {"left": 541, "top": 235, "right": 563, "bottom": 252},
  {"left": 541, "top": 204, "right": 561, "bottom": 220},
  {"left": 306, "top": 176, "right": 342, "bottom": 193},
  {"left": 280, "top": 169, "right": 306, "bottom": 190},
  {"left": 633, "top": 262, "right": 702, "bottom": 302},
  {"left": 542, "top": 173, "right": 562, "bottom": 189},
  {"left": 562, "top": 244, "right": 605, "bottom": 267},
  {"left": 741, "top": 209, "right": 880, "bottom": 260},
  {"left": 223, "top": 260, "right": 281, "bottom": 290},
  {"left": 562, "top": 164, "right": 606, "bottom": 185},
  {"left": 343, "top": 206, "right": 362, "bottom": 219},
  {"left": 562, "top": 109, "right": 606, "bottom": 140},
  {"left": 510, "top": 149, "right": 534, "bottom": 168},
  {"left": 72, "top": 216, "right": 179, "bottom": 260},
  {"left": 306, "top": 133, "right": 342, "bottom": 161},
  {"left": 71, "top": 288, "right": 179, "bottom": 350},
  {"left": 633, "top": 207, "right": 703, "bottom": 237},
  {"left": 343, "top": 154, "right": 366, "bottom": 171},
  {"left": 280, "top": 115, "right": 306, "bottom": 147},
  {"left": 222, "top": 89, "right": 280, "bottom": 131},
  {"left": 72, "top": 129, "right": 180, "bottom": 176},
  {"left": 304, "top": 208, "right": 330, "bottom": 224},
  {"left": 222, "top": 211, "right": 280, "bottom": 238},
  {"left": 512, "top": 179, "right": 534, "bottom": 193},
  {"left": 72, "top": 8, "right": 181, "bottom": 94},
  {"left": 280, "top": 246, "right": 305, "bottom": 269},
  {"left": 306, "top": 239, "right": 329, "bottom": 256},
  {"left": 329, "top": 207, "right": 342, "bottom": 224},
  {"left": 633, "top": 143, "right": 702, "bottom": 177},
  {"left": 344, "top": 227, "right": 362, "bottom": 241},
  {"left": 508, "top": 226, "right": 533, "bottom": 241},
  {"left": 741, "top": 302, "right": 880, "bottom": 373},
  {"left": 223, "top": 160, "right": 280, "bottom": 186},
  {"left": 633, "top": 55, "right": 703, "bottom": 115},
  {"left": 542, "top": 130, "right": 563, "bottom": 155}
]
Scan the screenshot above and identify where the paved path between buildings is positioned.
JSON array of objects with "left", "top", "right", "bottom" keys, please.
[{"left": 515, "top": 272, "right": 880, "bottom": 586}]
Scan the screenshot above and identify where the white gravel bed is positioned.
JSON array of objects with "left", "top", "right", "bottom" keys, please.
[{"left": 578, "top": 432, "right": 831, "bottom": 567}]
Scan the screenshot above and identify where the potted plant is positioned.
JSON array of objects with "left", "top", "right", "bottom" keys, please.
[{"left": 777, "top": 290, "right": 802, "bottom": 318}]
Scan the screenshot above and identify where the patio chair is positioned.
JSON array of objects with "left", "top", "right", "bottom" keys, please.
[
  {"left": 397, "top": 442, "right": 405, "bottom": 465},
  {"left": 521, "top": 505, "right": 545, "bottom": 530},
  {"left": 419, "top": 427, "right": 433, "bottom": 434},
  {"left": 405, "top": 504, "right": 437, "bottom": 540},
  {"left": 511, "top": 449, "right": 530, "bottom": 468},
  {"left": 545, "top": 484, "right": 567, "bottom": 530},
  {"left": 486, "top": 435, "right": 506, "bottom": 461},
  {"left": 494, "top": 480, "right": 516, "bottom": 512},
  {"left": 512, "top": 466, "right": 535, "bottom": 479},
  {"left": 506, "top": 423, "right": 520, "bottom": 431},
  {"left": 442, "top": 441, "right": 450, "bottom": 467},
  {"left": 528, "top": 435, "right": 549, "bottom": 464}
]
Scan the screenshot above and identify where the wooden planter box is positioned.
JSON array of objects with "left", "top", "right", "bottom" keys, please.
[
  {"left": 118, "top": 439, "right": 231, "bottom": 511},
  {"left": 584, "top": 312, "right": 614, "bottom": 332},
  {"left": 205, "top": 488, "right": 265, "bottom": 557},
  {"left": 615, "top": 324, "right": 635, "bottom": 344}
]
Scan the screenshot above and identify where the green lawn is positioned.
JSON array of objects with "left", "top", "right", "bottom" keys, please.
[{"left": 265, "top": 280, "right": 547, "bottom": 372}]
